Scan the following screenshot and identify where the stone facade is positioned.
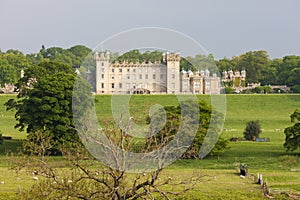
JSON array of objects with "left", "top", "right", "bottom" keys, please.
[
  {"left": 94, "top": 51, "right": 221, "bottom": 94},
  {"left": 180, "top": 69, "right": 220, "bottom": 94},
  {"left": 222, "top": 70, "right": 246, "bottom": 87}
]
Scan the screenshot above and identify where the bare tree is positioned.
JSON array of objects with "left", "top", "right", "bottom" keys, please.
[{"left": 12, "top": 115, "right": 202, "bottom": 200}]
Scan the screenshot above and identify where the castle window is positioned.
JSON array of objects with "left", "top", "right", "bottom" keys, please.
[
  {"left": 101, "top": 83, "right": 104, "bottom": 88},
  {"left": 119, "top": 68, "right": 122, "bottom": 73},
  {"left": 111, "top": 75, "right": 114, "bottom": 79},
  {"left": 127, "top": 75, "right": 130, "bottom": 79},
  {"left": 133, "top": 69, "right": 136, "bottom": 73},
  {"left": 101, "top": 63, "right": 104, "bottom": 66},
  {"left": 127, "top": 68, "right": 130, "bottom": 72},
  {"left": 101, "top": 74, "right": 104, "bottom": 78},
  {"left": 183, "top": 82, "right": 188, "bottom": 89},
  {"left": 112, "top": 83, "right": 114, "bottom": 88},
  {"left": 112, "top": 68, "right": 115, "bottom": 73},
  {"left": 119, "top": 83, "right": 122, "bottom": 88},
  {"left": 160, "top": 74, "right": 164, "bottom": 79},
  {"left": 139, "top": 74, "right": 142, "bottom": 79},
  {"left": 171, "top": 74, "right": 175, "bottom": 79},
  {"left": 145, "top": 74, "right": 148, "bottom": 79},
  {"left": 194, "top": 82, "right": 200, "bottom": 88},
  {"left": 153, "top": 74, "right": 156, "bottom": 79}
]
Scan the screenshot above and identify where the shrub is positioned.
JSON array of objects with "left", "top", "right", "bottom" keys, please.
[{"left": 243, "top": 120, "right": 262, "bottom": 141}]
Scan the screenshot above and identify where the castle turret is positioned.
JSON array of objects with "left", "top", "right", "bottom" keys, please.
[
  {"left": 235, "top": 71, "right": 240, "bottom": 77},
  {"left": 241, "top": 69, "right": 246, "bottom": 78},
  {"left": 228, "top": 70, "right": 234, "bottom": 79},
  {"left": 95, "top": 51, "right": 110, "bottom": 94},
  {"left": 166, "top": 52, "right": 180, "bottom": 94},
  {"left": 20, "top": 68, "right": 24, "bottom": 78}
]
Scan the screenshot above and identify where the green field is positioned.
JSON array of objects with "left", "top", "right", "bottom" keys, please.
[{"left": 0, "top": 94, "right": 300, "bottom": 199}]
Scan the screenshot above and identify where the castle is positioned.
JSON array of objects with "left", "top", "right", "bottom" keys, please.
[
  {"left": 221, "top": 70, "right": 246, "bottom": 92},
  {"left": 93, "top": 51, "right": 244, "bottom": 95}
]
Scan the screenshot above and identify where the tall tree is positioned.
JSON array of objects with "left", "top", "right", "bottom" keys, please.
[
  {"left": 284, "top": 109, "right": 300, "bottom": 151},
  {"left": 5, "top": 61, "right": 91, "bottom": 147},
  {"left": 238, "top": 50, "right": 270, "bottom": 84}
]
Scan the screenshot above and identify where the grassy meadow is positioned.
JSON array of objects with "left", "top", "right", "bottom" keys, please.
[{"left": 0, "top": 94, "right": 300, "bottom": 199}]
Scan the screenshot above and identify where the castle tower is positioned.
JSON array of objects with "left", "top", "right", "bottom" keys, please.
[
  {"left": 228, "top": 70, "right": 234, "bottom": 80},
  {"left": 191, "top": 72, "right": 203, "bottom": 94},
  {"left": 165, "top": 52, "right": 180, "bottom": 94},
  {"left": 241, "top": 69, "right": 246, "bottom": 79},
  {"left": 95, "top": 51, "right": 110, "bottom": 94},
  {"left": 180, "top": 70, "right": 190, "bottom": 93}
]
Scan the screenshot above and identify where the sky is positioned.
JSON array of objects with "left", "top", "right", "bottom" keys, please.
[{"left": 0, "top": 0, "right": 299, "bottom": 59}]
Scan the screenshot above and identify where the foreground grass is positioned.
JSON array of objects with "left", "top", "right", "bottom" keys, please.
[
  {"left": 0, "top": 158, "right": 297, "bottom": 200},
  {"left": 0, "top": 94, "right": 300, "bottom": 199}
]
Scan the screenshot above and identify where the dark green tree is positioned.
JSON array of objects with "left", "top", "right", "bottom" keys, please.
[
  {"left": 284, "top": 109, "right": 300, "bottom": 151},
  {"left": 243, "top": 120, "right": 262, "bottom": 140},
  {"left": 0, "top": 59, "right": 17, "bottom": 86},
  {"left": 145, "top": 100, "right": 228, "bottom": 158},
  {"left": 5, "top": 61, "right": 91, "bottom": 148},
  {"left": 277, "top": 56, "right": 300, "bottom": 86},
  {"left": 238, "top": 50, "right": 270, "bottom": 84},
  {"left": 216, "top": 57, "right": 235, "bottom": 72}
]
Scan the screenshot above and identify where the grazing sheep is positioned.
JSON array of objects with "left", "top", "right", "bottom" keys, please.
[{"left": 33, "top": 176, "right": 39, "bottom": 181}]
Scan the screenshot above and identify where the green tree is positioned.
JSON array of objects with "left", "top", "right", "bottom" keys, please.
[
  {"left": 216, "top": 57, "right": 235, "bottom": 72},
  {"left": 0, "top": 50, "right": 30, "bottom": 86},
  {"left": 243, "top": 120, "right": 262, "bottom": 140},
  {"left": 238, "top": 50, "right": 270, "bottom": 84},
  {"left": 5, "top": 61, "right": 91, "bottom": 148},
  {"left": 146, "top": 100, "right": 228, "bottom": 158},
  {"left": 0, "top": 59, "right": 17, "bottom": 86},
  {"left": 284, "top": 109, "right": 300, "bottom": 151},
  {"left": 277, "top": 56, "right": 300, "bottom": 86},
  {"left": 261, "top": 58, "right": 282, "bottom": 85}
]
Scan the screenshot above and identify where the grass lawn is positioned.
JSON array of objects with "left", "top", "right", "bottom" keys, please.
[{"left": 0, "top": 94, "right": 300, "bottom": 199}]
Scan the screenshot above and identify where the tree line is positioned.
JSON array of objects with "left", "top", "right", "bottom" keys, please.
[
  {"left": 0, "top": 46, "right": 300, "bottom": 92},
  {"left": 215, "top": 50, "right": 300, "bottom": 92}
]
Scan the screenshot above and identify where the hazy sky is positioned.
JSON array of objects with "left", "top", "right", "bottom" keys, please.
[{"left": 0, "top": 0, "right": 299, "bottom": 59}]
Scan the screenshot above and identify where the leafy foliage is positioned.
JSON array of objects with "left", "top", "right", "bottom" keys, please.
[
  {"left": 5, "top": 61, "right": 92, "bottom": 148},
  {"left": 284, "top": 109, "right": 300, "bottom": 151},
  {"left": 145, "top": 100, "right": 228, "bottom": 158},
  {"left": 243, "top": 120, "right": 262, "bottom": 140},
  {"left": 115, "top": 49, "right": 163, "bottom": 63},
  {"left": 215, "top": 51, "right": 300, "bottom": 91}
]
